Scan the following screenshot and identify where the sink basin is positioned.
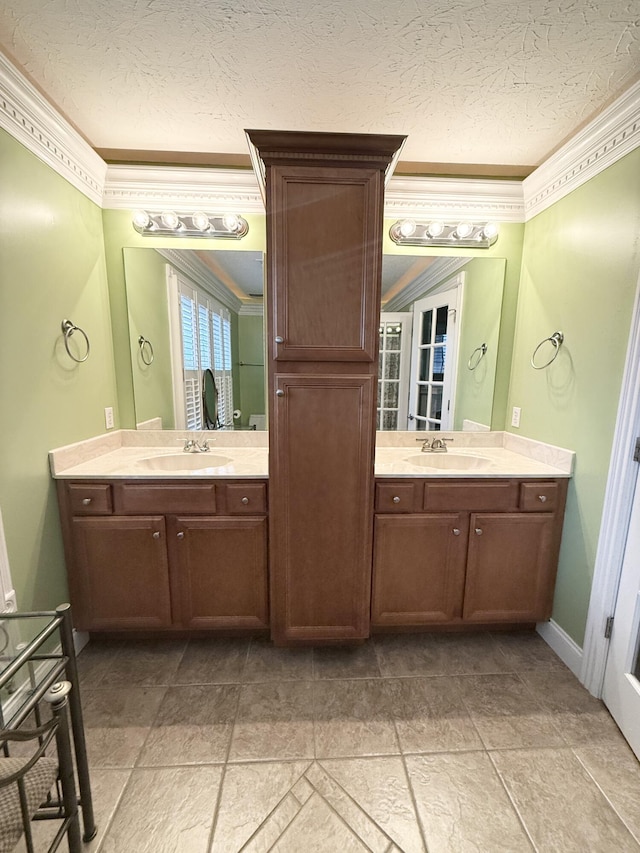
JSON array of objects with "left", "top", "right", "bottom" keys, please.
[
  {"left": 136, "top": 453, "right": 232, "bottom": 472},
  {"left": 404, "top": 453, "right": 494, "bottom": 471}
]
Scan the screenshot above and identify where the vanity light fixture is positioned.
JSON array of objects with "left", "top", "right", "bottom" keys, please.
[
  {"left": 131, "top": 211, "right": 249, "bottom": 239},
  {"left": 390, "top": 220, "right": 499, "bottom": 248}
]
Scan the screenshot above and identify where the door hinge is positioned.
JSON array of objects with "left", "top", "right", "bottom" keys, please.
[
  {"left": 634, "top": 437, "right": 640, "bottom": 462},
  {"left": 604, "top": 616, "right": 614, "bottom": 639}
]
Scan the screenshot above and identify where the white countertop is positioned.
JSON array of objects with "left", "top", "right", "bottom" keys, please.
[{"left": 50, "top": 430, "right": 573, "bottom": 480}]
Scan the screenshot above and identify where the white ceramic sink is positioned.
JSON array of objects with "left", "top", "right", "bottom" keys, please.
[
  {"left": 136, "top": 453, "right": 232, "bottom": 472},
  {"left": 404, "top": 453, "right": 494, "bottom": 471}
]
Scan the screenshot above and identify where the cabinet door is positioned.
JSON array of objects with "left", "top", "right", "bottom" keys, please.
[
  {"left": 71, "top": 516, "right": 171, "bottom": 631},
  {"left": 463, "top": 512, "right": 557, "bottom": 622},
  {"left": 270, "top": 374, "right": 376, "bottom": 642},
  {"left": 172, "top": 517, "right": 268, "bottom": 630},
  {"left": 269, "top": 166, "right": 383, "bottom": 362},
  {"left": 372, "top": 514, "right": 468, "bottom": 625}
]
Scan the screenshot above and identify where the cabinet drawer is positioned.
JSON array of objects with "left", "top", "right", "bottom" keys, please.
[
  {"left": 520, "top": 482, "right": 559, "bottom": 512},
  {"left": 375, "top": 483, "right": 418, "bottom": 513},
  {"left": 423, "top": 480, "right": 517, "bottom": 512},
  {"left": 115, "top": 483, "right": 217, "bottom": 514},
  {"left": 67, "top": 483, "right": 112, "bottom": 515},
  {"left": 225, "top": 483, "right": 267, "bottom": 514}
]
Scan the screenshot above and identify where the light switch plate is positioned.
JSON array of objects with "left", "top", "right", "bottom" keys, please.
[
  {"left": 511, "top": 406, "right": 521, "bottom": 428},
  {"left": 104, "top": 407, "right": 114, "bottom": 429}
]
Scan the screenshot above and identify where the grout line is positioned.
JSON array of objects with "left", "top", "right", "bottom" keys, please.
[
  {"left": 485, "top": 749, "right": 540, "bottom": 853},
  {"left": 92, "top": 767, "right": 135, "bottom": 853}
]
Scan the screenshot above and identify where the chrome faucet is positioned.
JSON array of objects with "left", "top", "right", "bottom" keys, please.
[
  {"left": 182, "top": 437, "right": 211, "bottom": 453},
  {"left": 430, "top": 437, "right": 452, "bottom": 453},
  {"left": 416, "top": 438, "right": 432, "bottom": 453}
]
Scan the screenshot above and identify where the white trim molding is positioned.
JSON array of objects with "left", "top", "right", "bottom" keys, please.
[
  {"left": 157, "top": 248, "right": 243, "bottom": 314},
  {"left": 537, "top": 620, "right": 584, "bottom": 680},
  {"left": 384, "top": 176, "right": 525, "bottom": 222},
  {"left": 384, "top": 257, "right": 469, "bottom": 311},
  {"left": 103, "top": 165, "right": 265, "bottom": 214},
  {"left": 524, "top": 78, "right": 640, "bottom": 221},
  {"left": 0, "top": 52, "right": 106, "bottom": 206},
  {"left": 580, "top": 264, "right": 640, "bottom": 697}
]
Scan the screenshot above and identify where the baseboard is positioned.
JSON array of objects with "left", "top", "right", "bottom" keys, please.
[
  {"left": 536, "top": 619, "right": 583, "bottom": 679},
  {"left": 73, "top": 629, "right": 89, "bottom": 655}
]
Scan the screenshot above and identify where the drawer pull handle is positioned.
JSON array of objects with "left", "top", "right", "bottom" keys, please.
[
  {"left": 392, "top": 496, "right": 401, "bottom": 504},
  {"left": 538, "top": 495, "right": 547, "bottom": 502},
  {"left": 453, "top": 528, "right": 460, "bottom": 536},
  {"left": 475, "top": 528, "right": 483, "bottom": 535},
  {"left": 241, "top": 497, "right": 250, "bottom": 505},
  {"left": 275, "top": 336, "right": 284, "bottom": 344},
  {"left": 276, "top": 389, "right": 284, "bottom": 397},
  {"left": 177, "top": 532, "right": 184, "bottom": 539},
  {"left": 81, "top": 498, "right": 92, "bottom": 506},
  {"left": 152, "top": 531, "right": 160, "bottom": 539}
]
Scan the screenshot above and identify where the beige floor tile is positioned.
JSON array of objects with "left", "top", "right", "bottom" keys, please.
[
  {"left": 137, "top": 684, "right": 238, "bottom": 765},
  {"left": 229, "top": 681, "right": 315, "bottom": 761},
  {"left": 492, "top": 630, "right": 568, "bottom": 671},
  {"left": 455, "top": 673, "right": 566, "bottom": 749},
  {"left": 387, "top": 676, "right": 483, "bottom": 753},
  {"left": 243, "top": 793, "right": 302, "bottom": 852},
  {"left": 99, "top": 639, "right": 187, "bottom": 687},
  {"left": 313, "top": 643, "right": 381, "bottom": 679},
  {"left": 243, "top": 638, "right": 313, "bottom": 682},
  {"left": 81, "top": 686, "right": 166, "bottom": 767},
  {"left": 75, "top": 640, "right": 123, "bottom": 688},
  {"left": 575, "top": 740, "right": 640, "bottom": 844},
  {"left": 520, "top": 668, "right": 626, "bottom": 746},
  {"left": 313, "top": 678, "right": 400, "bottom": 758},
  {"left": 211, "top": 760, "right": 311, "bottom": 852},
  {"left": 436, "top": 632, "right": 512, "bottom": 675},
  {"left": 491, "top": 746, "right": 639, "bottom": 852},
  {"left": 174, "top": 637, "right": 250, "bottom": 683},
  {"left": 373, "top": 633, "right": 445, "bottom": 677},
  {"left": 406, "top": 751, "right": 532, "bottom": 852},
  {"left": 271, "top": 792, "right": 369, "bottom": 852},
  {"left": 320, "top": 756, "right": 426, "bottom": 852},
  {"left": 100, "top": 765, "right": 222, "bottom": 853}
]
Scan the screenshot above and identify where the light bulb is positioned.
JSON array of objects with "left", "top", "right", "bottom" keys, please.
[
  {"left": 132, "top": 210, "right": 150, "bottom": 229},
  {"left": 160, "top": 211, "right": 180, "bottom": 230},
  {"left": 398, "top": 219, "right": 416, "bottom": 238},
  {"left": 482, "top": 222, "right": 499, "bottom": 239},
  {"left": 427, "top": 222, "right": 445, "bottom": 238},
  {"left": 455, "top": 222, "right": 473, "bottom": 239},
  {"left": 222, "top": 213, "right": 241, "bottom": 232},
  {"left": 192, "top": 212, "right": 210, "bottom": 232}
]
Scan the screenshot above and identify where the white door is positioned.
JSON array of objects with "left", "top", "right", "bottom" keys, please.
[
  {"left": 602, "top": 464, "right": 640, "bottom": 758},
  {"left": 407, "top": 287, "right": 460, "bottom": 431},
  {"left": 378, "top": 313, "right": 412, "bottom": 430}
]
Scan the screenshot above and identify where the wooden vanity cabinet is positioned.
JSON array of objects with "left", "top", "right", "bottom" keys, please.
[
  {"left": 57, "top": 479, "right": 269, "bottom": 633},
  {"left": 371, "top": 478, "right": 568, "bottom": 628},
  {"left": 248, "top": 130, "right": 405, "bottom": 644}
]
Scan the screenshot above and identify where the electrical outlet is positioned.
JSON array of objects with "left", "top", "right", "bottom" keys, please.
[
  {"left": 511, "top": 406, "right": 521, "bottom": 428},
  {"left": 104, "top": 407, "right": 114, "bottom": 429}
]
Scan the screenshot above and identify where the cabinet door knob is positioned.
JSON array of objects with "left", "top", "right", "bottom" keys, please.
[
  {"left": 81, "top": 498, "right": 92, "bottom": 505},
  {"left": 177, "top": 531, "right": 184, "bottom": 539},
  {"left": 392, "top": 496, "right": 401, "bottom": 503},
  {"left": 241, "top": 497, "right": 250, "bottom": 505},
  {"left": 276, "top": 389, "right": 284, "bottom": 397},
  {"left": 152, "top": 531, "right": 160, "bottom": 539},
  {"left": 452, "top": 528, "right": 460, "bottom": 535},
  {"left": 475, "top": 528, "right": 483, "bottom": 535},
  {"left": 538, "top": 495, "right": 547, "bottom": 502},
  {"left": 275, "top": 336, "right": 284, "bottom": 344}
]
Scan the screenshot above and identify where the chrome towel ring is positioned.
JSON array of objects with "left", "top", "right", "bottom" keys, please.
[
  {"left": 61, "top": 319, "right": 90, "bottom": 363},
  {"left": 467, "top": 343, "right": 487, "bottom": 370},
  {"left": 138, "top": 336, "right": 154, "bottom": 365},
  {"left": 531, "top": 331, "right": 564, "bottom": 369}
]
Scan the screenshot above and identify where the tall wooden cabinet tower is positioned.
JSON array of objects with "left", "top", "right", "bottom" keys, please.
[{"left": 247, "top": 131, "right": 405, "bottom": 645}]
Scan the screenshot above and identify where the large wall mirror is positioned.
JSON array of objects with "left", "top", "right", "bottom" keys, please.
[{"left": 123, "top": 249, "right": 505, "bottom": 433}]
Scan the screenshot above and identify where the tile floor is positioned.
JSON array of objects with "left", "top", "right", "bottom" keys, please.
[{"left": 22, "top": 631, "right": 640, "bottom": 851}]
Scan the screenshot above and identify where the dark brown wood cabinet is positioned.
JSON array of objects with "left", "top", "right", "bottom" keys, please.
[
  {"left": 372, "top": 477, "right": 568, "bottom": 628},
  {"left": 247, "top": 130, "right": 405, "bottom": 644},
  {"left": 57, "top": 479, "right": 268, "bottom": 633}
]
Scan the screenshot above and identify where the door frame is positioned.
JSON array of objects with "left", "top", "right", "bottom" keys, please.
[{"left": 581, "top": 263, "right": 640, "bottom": 695}]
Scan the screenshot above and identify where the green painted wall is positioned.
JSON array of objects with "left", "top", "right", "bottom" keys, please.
[
  {"left": 238, "top": 314, "right": 267, "bottom": 427},
  {"left": 123, "top": 249, "right": 175, "bottom": 428},
  {"left": 0, "top": 129, "right": 118, "bottom": 611},
  {"left": 507, "top": 148, "right": 640, "bottom": 645},
  {"left": 454, "top": 258, "right": 506, "bottom": 430}
]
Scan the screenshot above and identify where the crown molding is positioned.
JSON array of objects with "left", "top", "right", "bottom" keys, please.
[
  {"left": 524, "top": 78, "right": 640, "bottom": 221},
  {"left": 383, "top": 257, "right": 469, "bottom": 311},
  {"left": 103, "top": 165, "right": 265, "bottom": 213},
  {"left": 157, "top": 248, "right": 243, "bottom": 314},
  {"left": 0, "top": 52, "right": 106, "bottom": 206},
  {"left": 384, "top": 176, "right": 525, "bottom": 222},
  {"left": 239, "top": 303, "right": 264, "bottom": 316}
]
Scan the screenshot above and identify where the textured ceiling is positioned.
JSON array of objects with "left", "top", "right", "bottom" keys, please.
[{"left": 0, "top": 0, "right": 639, "bottom": 167}]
